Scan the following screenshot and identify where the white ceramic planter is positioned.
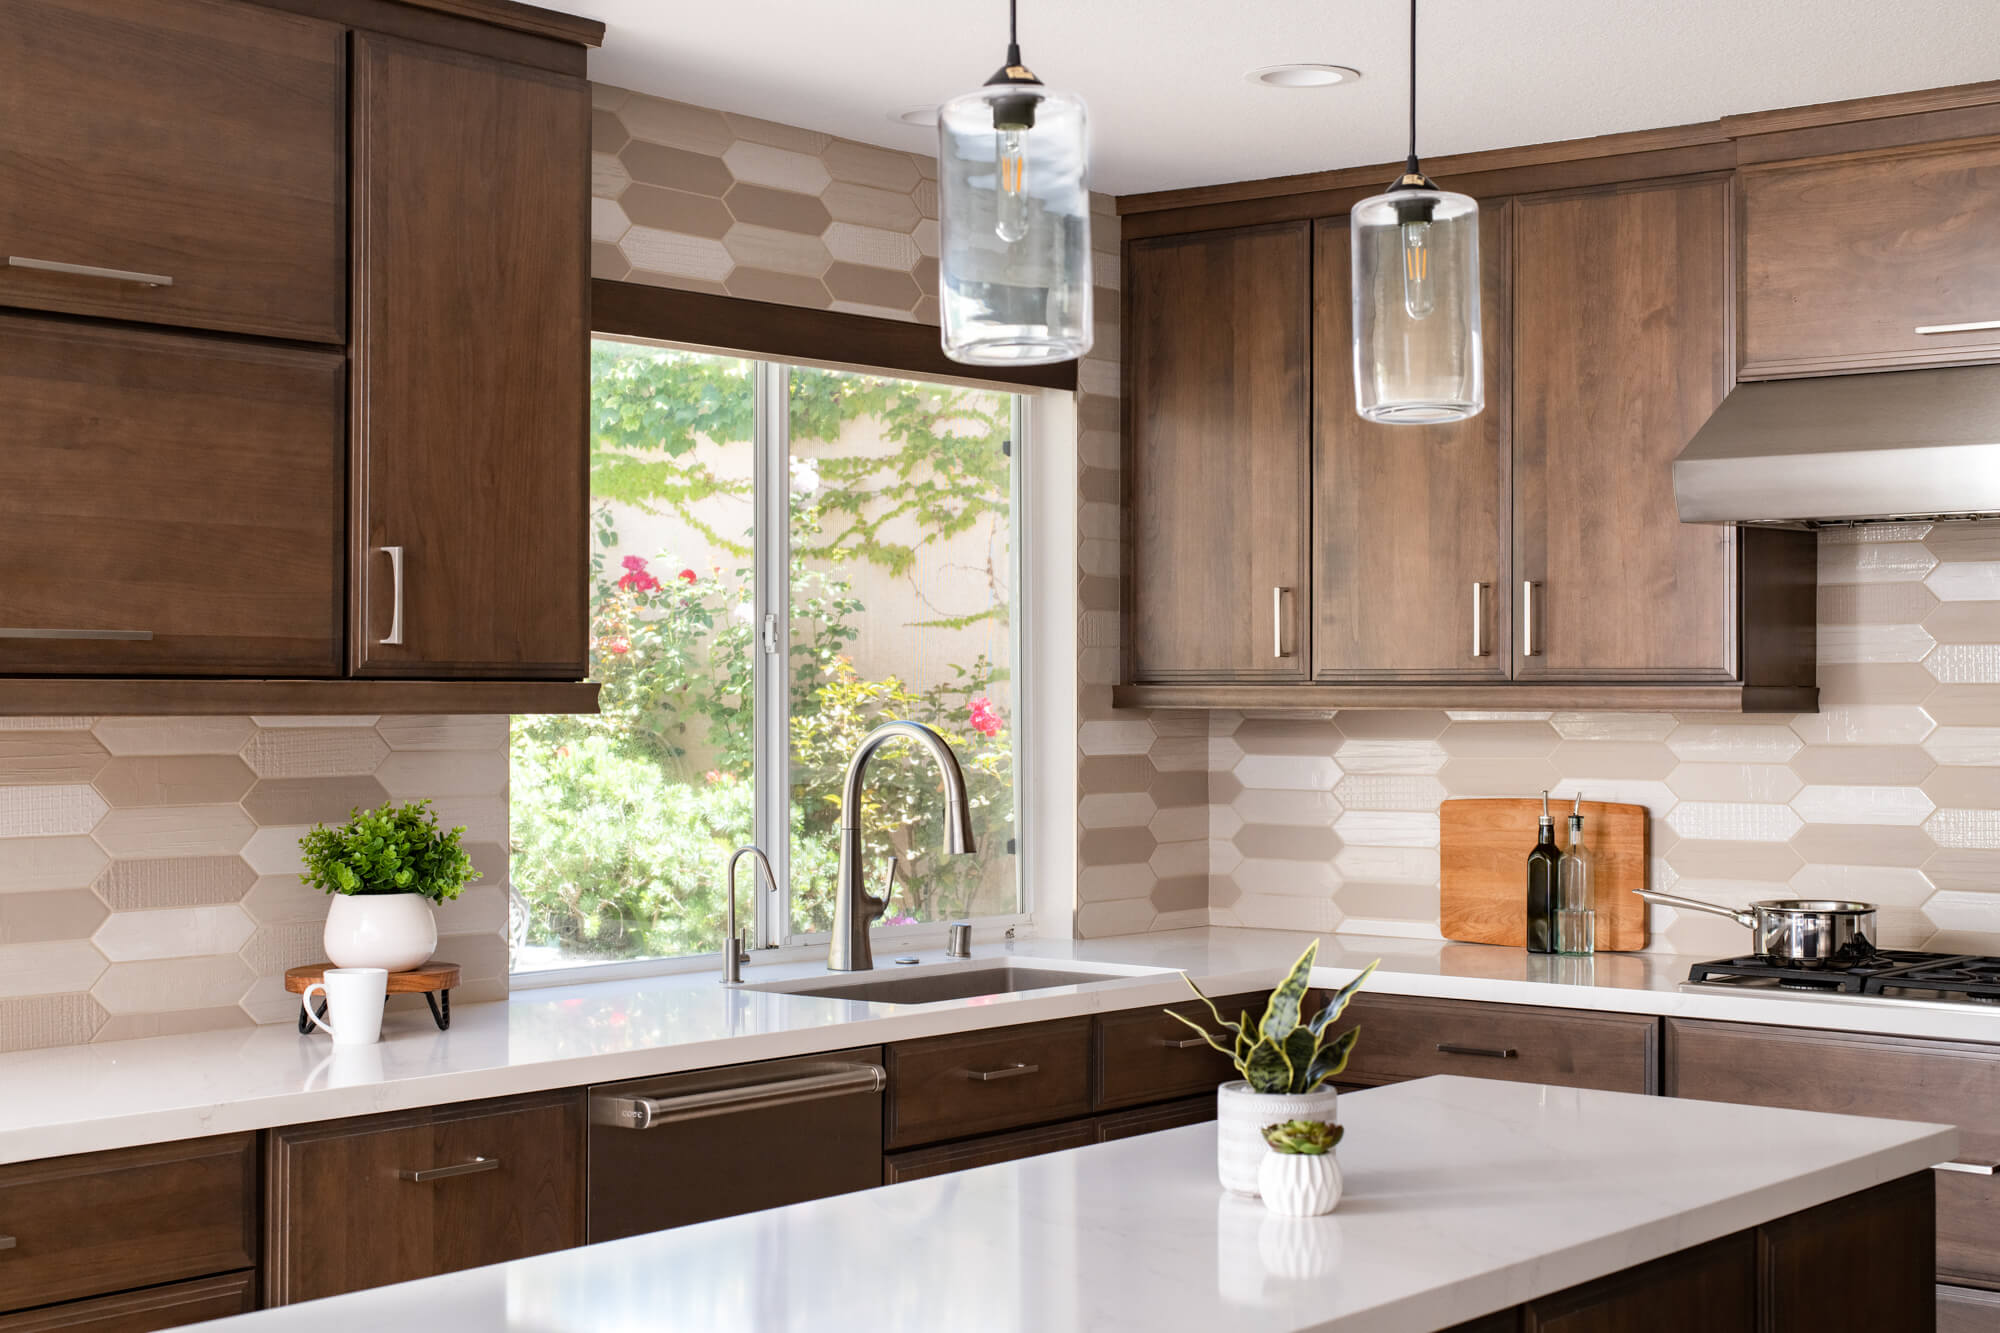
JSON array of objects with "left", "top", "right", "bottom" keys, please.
[
  {"left": 1216, "top": 1081, "right": 1339, "bottom": 1196},
  {"left": 323, "top": 893, "right": 437, "bottom": 972},
  {"left": 1257, "top": 1151, "right": 1343, "bottom": 1217}
]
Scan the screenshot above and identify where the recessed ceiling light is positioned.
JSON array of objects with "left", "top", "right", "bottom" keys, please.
[
  {"left": 1246, "top": 63, "right": 1361, "bottom": 88},
  {"left": 891, "top": 106, "right": 940, "bottom": 127}
]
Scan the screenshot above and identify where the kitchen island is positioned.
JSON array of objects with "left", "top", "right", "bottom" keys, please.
[{"left": 183, "top": 1074, "right": 1953, "bottom": 1333}]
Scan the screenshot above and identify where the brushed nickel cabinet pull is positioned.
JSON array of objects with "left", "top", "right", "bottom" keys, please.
[
  {"left": 7, "top": 255, "right": 173, "bottom": 288},
  {"left": 964, "top": 1063, "right": 1039, "bottom": 1082},
  {"left": 1157, "top": 1036, "right": 1210, "bottom": 1050},
  {"left": 1471, "top": 582, "right": 1489, "bottom": 658},
  {"left": 1272, "top": 587, "right": 1292, "bottom": 660},
  {"left": 398, "top": 1156, "right": 500, "bottom": 1182},
  {"left": 1521, "top": 580, "right": 1539, "bottom": 658},
  {"left": 1436, "top": 1042, "right": 1518, "bottom": 1060},
  {"left": 591, "top": 1063, "right": 886, "bottom": 1130},
  {"left": 0, "top": 1235, "right": 15, "bottom": 1252},
  {"left": 380, "top": 546, "right": 405, "bottom": 646},
  {"left": 1915, "top": 321, "right": 2000, "bottom": 335},
  {"left": 1936, "top": 1159, "right": 2000, "bottom": 1175},
  {"left": 0, "top": 628, "right": 152, "bottom": 641}
]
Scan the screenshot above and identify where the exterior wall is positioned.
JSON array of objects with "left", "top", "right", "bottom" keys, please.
[
  {"left": 0, "top": 716, "right": 510, "bottom": 1052},
  {"left": 1210, "top": 523, "right": 2000, "bottom": 955}
]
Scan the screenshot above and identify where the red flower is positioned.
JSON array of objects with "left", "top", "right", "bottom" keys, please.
[
  {"left": 679, "top": 568, "right": 698, "bottom": 584},
  {"left": 605, "top": 636, "right": 630, "bottom": 655},
  {"left": 967, "top": 695, "right": 1002, "bottom": 738},
  {"left": 616, "top": 555, "right": 662, "bottom": 593}
]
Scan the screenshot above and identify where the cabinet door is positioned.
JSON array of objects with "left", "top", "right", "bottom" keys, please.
[
  {"left": 1126, "top": 223, "right": 1311, "bottom": 682},
  {"left": 266, "top": 1091, "right": 582, "bottom": 1305},
  {"left": 0, "top": 0, "right": 344, "bottom": 343},
  {"left": 0, "top": 1274, "right": 254, "bottom": 1332},
  {"left": 1741, "top": 139, "right": 2000, "bottom": 378},
  {"left": 1312, "top": 207, "right": 1512, "bottom": 680},
  {"left": 1513, "top": 177, "right": 1737, "bottom": 681},
  {"left": 1522, "top": 1233, "right": 1754, "bottom": 1333},
  {"left": 0, "top": 316, "right": 342, "bottom": 675},
  {"left": 350, "top": 35, "right": 589, "bottom": 679},
  {"left": 883, "top": 1121, "right": 1098, "bottom": 1185}
]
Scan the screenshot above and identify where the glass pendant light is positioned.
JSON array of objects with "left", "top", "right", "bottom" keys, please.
[
  {"left": 937, "top": 0, "right": 1092, "bottom": 366},
  {"left": 1351, "top": 0, "right": 1483, "bottom": 423}
]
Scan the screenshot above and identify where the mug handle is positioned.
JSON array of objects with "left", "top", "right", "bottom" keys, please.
[{"left": 302, "top": 982, "right": 338, "bottom": 1038}]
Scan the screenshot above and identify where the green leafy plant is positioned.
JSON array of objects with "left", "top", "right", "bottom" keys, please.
[
  {"left": 1167, "top": 943, "right": 1380, "bottom": 1095},
  {"left": 1261, "top": 1119, "right": 1344, "bottom": 1155},
  {"left": 300, "top": 800, "right": 480, "bottom": 904}
]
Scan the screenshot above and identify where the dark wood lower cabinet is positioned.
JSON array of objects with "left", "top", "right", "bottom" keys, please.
[
  {"left": 1094, "top": 1095, "right": 1215, "bottom": 1142},
  {"left": 884, "top": 1121, "right": 1099, "bottom": 1184},
  {"left": 264, "top": 1090, "right": 583, "bottom": 1305},
  {"left": 1524, "top": 1233, "right": 1756, "bottom": 1332},
  {"left": 1941, "top": 1283, "right": 2000, "bottom": 1332},
  {"left": 0, "top": 1274, "right": 255, "bottom": 1332}
]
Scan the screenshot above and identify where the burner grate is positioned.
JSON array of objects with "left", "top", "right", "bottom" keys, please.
[
  {"left": 1868, "top": 956, "right": 2000, "bottom": 1003},
  {"left": 1686, "top": 950, "right": 1974, "bottom": 995}
]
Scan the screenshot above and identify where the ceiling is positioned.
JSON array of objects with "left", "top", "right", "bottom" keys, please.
[{"left": 570, "top": 0, "right": 2000, "bottom": 197}]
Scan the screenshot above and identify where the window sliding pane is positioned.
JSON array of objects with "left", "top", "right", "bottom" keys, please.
[
  {"left": 786, "top": 368, "right": 1020, "bottom": 934},
  {"left": 510, "top": 339, "right": 756, "bottom": 969}
]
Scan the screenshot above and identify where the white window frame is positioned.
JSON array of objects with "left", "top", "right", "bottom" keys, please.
[{"left": 512, "top": 350, "right": 1038, "bottom": 986}]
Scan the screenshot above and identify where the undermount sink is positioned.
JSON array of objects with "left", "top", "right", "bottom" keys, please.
[{"left": 741, "top": 960, "right": 1163, "bottom": 1006}]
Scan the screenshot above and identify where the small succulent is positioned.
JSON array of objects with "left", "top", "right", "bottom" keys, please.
[
  {"left": 1262, "top": 1119, "right": 1343, "bottom": 1155},
  {"left": 1167, "top": 941, "right": 1379, "bottom": 1095}
]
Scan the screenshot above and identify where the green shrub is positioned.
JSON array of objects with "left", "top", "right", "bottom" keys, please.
[{"left": 299, "top": 800, "right": 479, "bottom": 903}]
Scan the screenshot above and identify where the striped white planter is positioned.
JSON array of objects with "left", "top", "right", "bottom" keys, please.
[{"left": 1216, "top": 1081, "right": 1339, "bottom": 1196}]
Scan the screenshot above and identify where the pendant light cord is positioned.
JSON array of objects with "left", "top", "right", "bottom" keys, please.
[
  {"left": 1405, "top": 0, "right": 1420, "bottom": 175},
  {"left": 1006, "top": 0, "right": 1020, "bottom": 66}
]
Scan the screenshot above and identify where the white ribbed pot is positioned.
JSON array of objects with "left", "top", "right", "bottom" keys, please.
[
  {"left": 1216, "top": 1082, "right": 1339, "bottom": 1196},
  {"left": 1258, "top": 1151, "right": 1343, "bottom": 1218},
  {"left": 323, "top": 894, "right": 437, "bottom": 972}
]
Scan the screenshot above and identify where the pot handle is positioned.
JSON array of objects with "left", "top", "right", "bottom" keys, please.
[{"left": 1632, "top": 889, "right": 1758, "bottom": 931}]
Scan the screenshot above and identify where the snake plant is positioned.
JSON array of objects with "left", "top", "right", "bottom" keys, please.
[
  {"left": 1167, "top": 942, "right": 1379, "bottom": 1095},
  {"left": 1262, "top": 1119, "right": 1344, "bottom": 1155}
]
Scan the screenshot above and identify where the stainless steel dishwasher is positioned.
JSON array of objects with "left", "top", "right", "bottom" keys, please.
[{"left": 587, "top": 1046, "right": 886, "bottom": 1241}]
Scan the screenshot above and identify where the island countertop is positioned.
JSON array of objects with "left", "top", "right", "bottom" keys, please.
[{"left": 181, "top": 1075, "right": 1955, "bottom": 1333}]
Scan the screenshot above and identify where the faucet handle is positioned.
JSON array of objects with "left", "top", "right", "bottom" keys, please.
[
  {"left": 874, "top": 856, "right": 901, "bottom": 915},
  {"left": 735, "top": 930, "right": 751, "bottom": 964}
]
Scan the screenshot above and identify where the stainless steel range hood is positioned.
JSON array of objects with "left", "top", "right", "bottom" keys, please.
[{"left": 1673, "top": 365, "right": 2000, "bottom": 527}]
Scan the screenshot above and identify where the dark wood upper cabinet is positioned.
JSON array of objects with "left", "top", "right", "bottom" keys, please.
[
  {"left": 1125, "top": 222, "right": 1312, "bottom": 683},
  {"left": 1513, "top": 176, "right": 1738, "bottom": 681},
  {"left": 349, "top": 34, "right": 589, "bottom": 680},
  {"left": 0, "top": 0, "right": 344, "bottom": 344},
  {"left": 266, "top": 1091, "right": 583, "bottom": 1305},
  {"left": 1740, "top": 138, "right": 2000, "bottom": 378},
  {"left": 1311, "top": 206, "right": 1513, "bottom": 681},
  {"left": 0, "top": 316, "right": 342, "bottom": 676}
]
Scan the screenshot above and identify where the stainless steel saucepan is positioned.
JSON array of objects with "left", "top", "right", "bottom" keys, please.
[{"left": 1632, "top": 890, "right": 1878, "bottom": 967}]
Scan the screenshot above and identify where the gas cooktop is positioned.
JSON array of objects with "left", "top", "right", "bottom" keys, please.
[{"left": 1686, "top": 950, "right": 2000, "bottom": 1004}]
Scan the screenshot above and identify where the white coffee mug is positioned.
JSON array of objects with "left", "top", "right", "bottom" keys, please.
[{"left": 302, "top": 967, "right": 389, "bottom": 1045}]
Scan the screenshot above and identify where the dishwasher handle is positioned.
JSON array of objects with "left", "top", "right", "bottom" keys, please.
[{"left": 592, "top": 1061, "right": 886, "bottom": 1130}]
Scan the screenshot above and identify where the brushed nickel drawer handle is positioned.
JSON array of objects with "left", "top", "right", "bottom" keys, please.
[
  {"left": 1916, "top": 321, "right": 2000, "bottom": 335},
  {"left": 1436, "top": 1042, "right": 1518, "bottom": 1060},
  {"left": 7, "top": 255, "right": 173, "bottom": 288},
  {"left": 591, "top": 1064, "right": 886, "bottom": 1130},
  {"left": 0, "top": 628, "right": 152, "bottom": 641},
  {"left": 1937, "top": 1159, "right": 2000, "bottom": 1175},
  {"left": 398, "top": 1156, "right": 500, "bottom": 1182},
  {"left": 1157, "top": 1036, "right": 1210, "bottom": 1050},
  {"left": 380, "top": 546, "right": 405, "bottom": 646},
  {"left": 1272, "top": 587, "right": 1292, "bottom": 660},
  {"left": 1471, "top": 581, "right": 1489, "bottom": 658},
  {"left": 0, "top": 1235, "right": 15, "bottom": 1252},
  {"left": 964, "top": 1063, "right": 1039, "bottom": 1082},
  {"left": 1521, "top": 580, "right": 1539, "bottom": 657}
]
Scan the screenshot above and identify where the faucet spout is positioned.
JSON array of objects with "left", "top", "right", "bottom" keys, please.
[{"left": 829, "top": 721, "right": 977, "bottom": 972}]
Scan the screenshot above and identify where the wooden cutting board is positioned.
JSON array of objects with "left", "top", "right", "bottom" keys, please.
[{"left": 1439, "top": 798, "right": 1649, "bottom": 951}]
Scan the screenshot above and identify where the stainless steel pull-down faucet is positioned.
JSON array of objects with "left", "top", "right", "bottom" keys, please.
[{"left": 829, "top": 721, "right": 976, "bottom": 972}]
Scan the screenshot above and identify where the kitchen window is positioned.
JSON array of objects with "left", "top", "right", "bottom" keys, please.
[{"left": 509, "top": 338, "right": 1028, "bottom": 976}]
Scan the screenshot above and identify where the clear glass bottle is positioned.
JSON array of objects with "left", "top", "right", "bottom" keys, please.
[
  {"left": 1556, "top": 801, "right": 1595, "bottom": 956},
  {"left": 1524, "top": 791, "right": 1558, "bottom": 954}
]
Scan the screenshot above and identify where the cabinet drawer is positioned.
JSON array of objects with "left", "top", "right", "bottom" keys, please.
[
  {"left": 266, "top": 1090, "right": 582, "bottom": 1305},
  {"left": 1095, "top": 1095, "right": 1215, "bottom": 1143},
  {"left": 0, "top": 1135, "right": 256, "bottom": 1314},
  {"left": 0, "top": 1273, "right": 254, "bottom": 1332},
  {"left": 1338, "top": 994, "right": 1659, "bottom": 1094},
  {"left": 1094, "top": 993, "right": 1261, "bottom": 1111},
  {"left": 0, "top": 0, "right": 344, "bottom": 342},
  {"left": 1940, "top": 1283, "right": 2000, "bottom": 1333},
  {"left": 884, "top": 1120, "right": 1098, "bottom": 1185},
  {"left": 1667, "top": 1019, "right": 2000, "bottom": 1288},
  {"left": 0, "top": 316, "right": 343, "bottom": 675},
  {"left": 886, "top": 1018, "right": 1092, "bottom": 1149}
]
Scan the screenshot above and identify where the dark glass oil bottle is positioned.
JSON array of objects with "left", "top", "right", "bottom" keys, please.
[{"left": 1525, "top": 790, "right": 1559, "bottom": 954}]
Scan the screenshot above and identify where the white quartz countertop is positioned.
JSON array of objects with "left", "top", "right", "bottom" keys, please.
[
  {"left": 3, "top": 926, "right": 1998, "bottom": 1165},
  {"left": 180, "top": 1075, "right": 1957, "bottom": 1333}
]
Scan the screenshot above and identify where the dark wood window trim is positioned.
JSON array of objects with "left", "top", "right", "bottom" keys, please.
[{"left": 590, "top": 279, "right": 1078, "bottom": 393}]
